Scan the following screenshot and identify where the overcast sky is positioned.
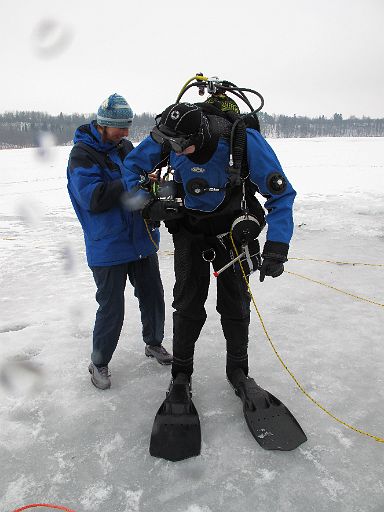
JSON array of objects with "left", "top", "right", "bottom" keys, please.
[{"left": 1, "top": 0, "right": 383, "bottom": 119}]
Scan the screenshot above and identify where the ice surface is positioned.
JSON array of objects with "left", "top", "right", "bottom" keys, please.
[{"left": 0, "top": 138, "right": 383, "bottom": 512}]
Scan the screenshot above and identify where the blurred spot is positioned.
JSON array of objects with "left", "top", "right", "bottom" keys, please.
[
  {"left": 158, "top": 181, "right": 177, "bottom": 199},
  {"left": 0, "top": 360, "right": 44, "bottom": 396},
  {"left": 68, "top": 304, "right": 88, "bottom": 338},
  {"left": 35, "top": 130, "right": 57, "bottom": 162},
  {"left": 31, "top": 18, "right": 73, "bottom": 58},
  {"left": 69, "top": 304, "right": 84, "bottom": 324},
  {"left": 121, "top": 191, "right": 148, "bottom": 211},
  {"left": 16, "top": 198, "right": 43, "bottom": 226},
  {"left": 60, "top": 243, "right": 76, "bottom": 274}
]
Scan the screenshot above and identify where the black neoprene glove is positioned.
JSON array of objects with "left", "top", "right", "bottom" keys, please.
[
  {"left": 259, "top": 241, "right": 289, "bottom": 282},
  {"left": 141, "top": 199, "right": 183, "bottom": 222}
]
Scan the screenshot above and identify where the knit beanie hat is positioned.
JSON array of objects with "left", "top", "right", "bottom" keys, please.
[
  {"left": 97, "top": 93, "right": 134, "bottom": 128},
  {"left": 159, "top": 103, "right": 203, "bottom": 136}
]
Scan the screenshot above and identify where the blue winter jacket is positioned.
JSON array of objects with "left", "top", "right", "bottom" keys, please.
[
  {"left": 122, "top": 128, "right": 296, "bottom": 247},
  {"left": 67, "top": 121, "right": 160, "bottom": 267}
]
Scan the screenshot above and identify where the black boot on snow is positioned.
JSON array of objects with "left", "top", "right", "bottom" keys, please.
[
  {"left": 228, "top": 367, "right": 307, "bottom": 451},
  {"left": 149, "top": 373, "right": 201, "bottom": 461}
]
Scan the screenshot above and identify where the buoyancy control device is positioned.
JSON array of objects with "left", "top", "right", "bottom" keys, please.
[{"left": 150, "top": 73, "right": 267, "bottom": 274}]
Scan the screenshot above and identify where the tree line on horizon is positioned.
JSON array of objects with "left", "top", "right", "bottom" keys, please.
[{"left": 0, "top": 110, "right": 383, "bottom": 149}]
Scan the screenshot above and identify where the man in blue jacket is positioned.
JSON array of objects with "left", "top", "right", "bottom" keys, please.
[
  {"left": 122, "top": 101, "right": 296, "bottom": 393},
  {"left": 67, "top": 93, "right": 172, "bottom": 390}
]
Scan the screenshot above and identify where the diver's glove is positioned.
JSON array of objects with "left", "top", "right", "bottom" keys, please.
[
  {"left": 141, "top": 198, "right": 183, "bottom": 222},
  {"left": 259, "top": 241, "right": 289, "bottom": 282}
]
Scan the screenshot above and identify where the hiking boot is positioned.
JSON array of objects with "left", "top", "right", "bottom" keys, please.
[
  {"left": 88, "top": 362, "right": 111, "bottom": 390},
  {"left": 145, "top": 344, "right": 173, "bottom": 365}
]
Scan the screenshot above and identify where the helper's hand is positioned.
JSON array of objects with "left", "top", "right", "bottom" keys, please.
[{"left": 147, "top": 171, "right": 160, "bottom": 182}]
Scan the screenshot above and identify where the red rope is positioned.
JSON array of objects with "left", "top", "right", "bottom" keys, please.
[{"left": 12, "top": 505, "right": 76, "bottom": 512}]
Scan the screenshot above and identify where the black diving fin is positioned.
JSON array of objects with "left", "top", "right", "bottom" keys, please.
[
  {"left": 149, "top": 373, "right": 201, "bottom": 461},
  {"left": 229, "top": 368, "right": 307, "bottom": 450}
]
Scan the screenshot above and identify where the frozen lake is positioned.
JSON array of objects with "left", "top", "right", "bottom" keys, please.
[{"left": 1, "top": 137, "right": 383, "bottom": 512}]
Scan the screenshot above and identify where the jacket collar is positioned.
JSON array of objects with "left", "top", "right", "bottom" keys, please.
[{"left": 74, "top": 121, "right": 117, "bottom": 153}]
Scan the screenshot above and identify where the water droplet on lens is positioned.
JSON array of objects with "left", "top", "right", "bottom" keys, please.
[
  {"left": 0, "top": 360, "right": 43, "bottom": 396},
  {"left": 31, "top": 18, "right": 73, "bottom": 58}
]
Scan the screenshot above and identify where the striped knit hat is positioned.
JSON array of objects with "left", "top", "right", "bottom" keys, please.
[{"left": 97, "top": 93, "right": 134, "bottom": 128}]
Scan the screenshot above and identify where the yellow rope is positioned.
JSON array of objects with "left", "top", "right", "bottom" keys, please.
[
  {"left": 151, "top": 251, "right": 384, "bottom": 268},
  {"left": 286, "top": 270, "right": 384, "bottom": 308},
  {"left": 229, "top": 233, "right": 384, "bottom": 443},
  {"left": 290, "top": 257, "right": 384, "bottom": 267},
  {"left": 144, "top": 219, "right": 159, "bottom": 251}
]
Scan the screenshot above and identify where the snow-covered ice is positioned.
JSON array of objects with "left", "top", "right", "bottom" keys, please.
[{"left": 0, "top": 137, "right": 383, "bottom": 512}]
